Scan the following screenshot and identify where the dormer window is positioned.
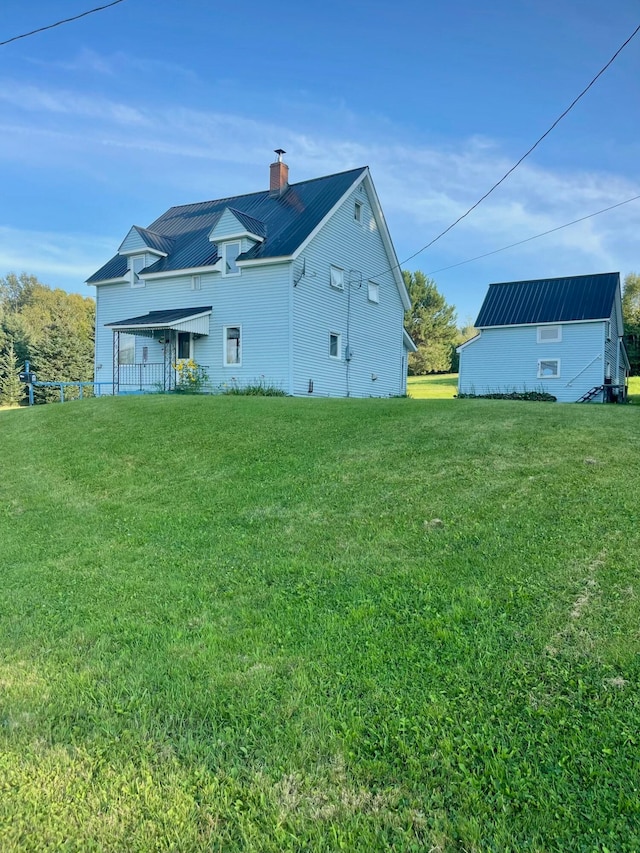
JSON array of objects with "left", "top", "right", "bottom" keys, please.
[
  {"left": 131, "top": 256, "right": 145, "bottom": 288},
  {"left": 223, "top": 242, "right": 241, "bottom": 276}
]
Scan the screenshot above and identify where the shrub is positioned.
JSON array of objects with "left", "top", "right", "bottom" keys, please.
[
  {"left": 456, "top": 390, "right": 557, "bottom": 402},
  {"left": 219, "top": 376, "right": 286, "bottom": 396}
]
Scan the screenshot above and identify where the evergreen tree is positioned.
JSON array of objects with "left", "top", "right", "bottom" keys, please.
[
  {"left": 0, "top": 341, "right": 23, "bottom": 406},
  {"left": 403, "top": 271, "right": 458, "bottom": 374}
]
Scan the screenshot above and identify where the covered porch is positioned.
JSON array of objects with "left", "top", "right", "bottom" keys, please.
[{"left": 105, "top": 306, "right": 212, "bottom": 393}]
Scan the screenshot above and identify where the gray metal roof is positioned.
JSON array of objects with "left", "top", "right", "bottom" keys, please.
[
  {"left": 133, "top": 226, "right": 175, "bottom": 255},
  {"left": 105, "top": 307, "right": 212, "bottom": 328},
  {"left": 88, "top": 167, "right": 366, "bottom": 283},
  {"left": 475, "top": 273, "right": 620, "bottom": 327}
]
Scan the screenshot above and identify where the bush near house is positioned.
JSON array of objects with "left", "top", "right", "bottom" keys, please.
[{"left": 1, "top": 396, "right": 639, "bottom": 851}]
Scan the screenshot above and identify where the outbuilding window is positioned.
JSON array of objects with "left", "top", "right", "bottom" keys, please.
[
  {"left": 537, "top": 325, "right": 561, "bottom": 343},
  {"left": 538, "top": 359, "right": 560, "bottom": 378}
]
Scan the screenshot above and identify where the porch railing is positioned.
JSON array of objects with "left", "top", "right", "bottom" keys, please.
[{"left": 117, "top": 362, "right": 165, "bottom": 390}]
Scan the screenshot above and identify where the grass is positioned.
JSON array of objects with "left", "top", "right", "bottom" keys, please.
[
  {"left": 407, "top": 373, "right": 458, "bottom": 399},
  {"left": 1, "top": 395, "right": 639, "bottom": 851}
]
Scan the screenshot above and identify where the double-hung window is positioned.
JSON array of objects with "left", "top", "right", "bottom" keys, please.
[
  {"left": 131, "top": 256, "right": 146, "bottom": 288},
  {"left": 224, "top": 325, "right": 241, "bottom": 366},
  {"left": 223, "top": 242, "right": 241, "bottom": 276},
  {"left": 330, "top": 265, "right": 344, "bottom": 290},
  {"left": 329, "top": 332, "right": 341, "bottom": 359}
]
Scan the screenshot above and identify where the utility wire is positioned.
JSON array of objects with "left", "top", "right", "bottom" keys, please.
[
  {"left": 425, "top": 194, "right": 640, "bottom": 275},
  {"left": 0, "top": 0, "right": 127, "bottom": 47},
  {"left": 372, "top": 20, "right": 640, "bottom": 280}
]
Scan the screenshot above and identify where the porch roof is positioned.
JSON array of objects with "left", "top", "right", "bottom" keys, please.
[{"left": 105, "top": 306, "right": 212, "bottom": 335}]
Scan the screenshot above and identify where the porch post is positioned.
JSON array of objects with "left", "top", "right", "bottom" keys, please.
[{"left": 113, "top": 331, "right": 120, "bottom": 396}]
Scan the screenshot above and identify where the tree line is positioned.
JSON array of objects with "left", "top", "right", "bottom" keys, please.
[
  {"left": 1, "top": 269, "right": 637, "bottom": 407},
  {"left": 0, "top": 273, "right": 95, "bottom": 405}
]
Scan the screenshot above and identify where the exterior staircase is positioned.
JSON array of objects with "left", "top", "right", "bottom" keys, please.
[{"left": 576, "top": 385, "right": 604, "bottom": 403}]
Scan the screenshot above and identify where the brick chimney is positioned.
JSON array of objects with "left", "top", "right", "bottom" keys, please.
[{"left": 269, "top": 149, "right": 289, "bottom": 197}]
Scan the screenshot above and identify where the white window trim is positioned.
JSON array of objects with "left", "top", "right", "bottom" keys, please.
[
  {"left": 537, "top": 358, "right": 561, "bottom": 379},
  {"left": 222, "top": 242, "right": 241, "bottom": 277},
  {"left": 329, "top": 331, "right": 342, "bottom": 360},
  {"left": 354, "top": 200, "right": 363, "bottom": 223},
  {"left": 131, "top": 255, "right": 146, "bottom": 288},
  {"left": 223, "top": 324, "right": 242, "bottom": 367},
  {"left": 536, "top": 325, "right": 561, "bottom": 343},
  {"left": 367, "top": 281, "right": 379, "bottom": 304},
  {"left": 191, "top": 274, "right": 202, "bottom": 291},
  {"left": 330, "top": 265, "right": 344, "bottom": 290}
]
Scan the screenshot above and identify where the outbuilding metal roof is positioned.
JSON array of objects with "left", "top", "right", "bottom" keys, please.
[
  {"left": 87, "top": 168, "right": 367, "bottom": 283},
  {"left": 475, "top": 273, "right": 620, "bottom": 328}
]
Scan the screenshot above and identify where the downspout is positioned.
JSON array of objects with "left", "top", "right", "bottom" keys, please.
[{"left": 345, "top": 270, "right": 362, "bottom": 398}]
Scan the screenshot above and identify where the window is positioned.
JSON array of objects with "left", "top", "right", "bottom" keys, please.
[
  {"left": 177, "top": 332, "right": 191, "bottom": 360},
  {"left": 131, "top": 256, "right": 145, "bottom": 288},
  {"left": 330, "top": 265, "right": 344, "bottom": 290},
  {"left": 329, "top": 332, "right": 341, "bottom": 359},
  {"left": 118, "top": 333, "right": 135, "bottom": 365},
  {"left": 224, "top": 325, "right": 241, "bottom": 366},
  {"left": 191, "top": 274, "right": 202, "bottom": 291},
  {"left": 354, "top": 201, "right": 362, "bottom": 223},
  {"left": 606, "top": 320, "right": 611, "bottom": 340},
  {"left": 223, "top": 242, "right": 241, "bottom": 276},
  {"left": 538, "top": 359, "right": 560, "bottom": 378},
  {"left": 537, "top": 325, "right": 561, "bottom": 343},
  {"left": 367, "top": 281, "right": 379, "bottom": 303}
]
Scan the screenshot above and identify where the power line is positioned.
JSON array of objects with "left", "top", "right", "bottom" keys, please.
[
  {"left": 0, "top": 0, "right": 127, "bottom": 47},
  {"left": 425, "top": 194, "right": 640, "bottom": 275},
  {"left": 372, "top": 20, "right": 640, "bottom": 281}
]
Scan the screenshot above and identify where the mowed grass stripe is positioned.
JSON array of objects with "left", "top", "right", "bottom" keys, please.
[{"left": 0, "top": 395, "right": 639, "bottom": 851}]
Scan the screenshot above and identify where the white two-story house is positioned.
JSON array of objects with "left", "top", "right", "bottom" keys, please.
[{"left": 87, "top": 153, "right": 416, "bottom": 397}]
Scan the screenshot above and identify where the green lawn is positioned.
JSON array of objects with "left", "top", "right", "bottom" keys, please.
[
  {"left": 407, "top": 373, "right": 458, "bottom": 399},
  {"left": 1, "top": 395, "right": 639, "bottom": 851}
]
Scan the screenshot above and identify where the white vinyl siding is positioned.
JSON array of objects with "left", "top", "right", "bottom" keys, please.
[
  {"left": 458, "top": 321, "right": 609, "bottom": 403},
  {"left": 293, "top": 182, "right": 406, "bottom": 397}
]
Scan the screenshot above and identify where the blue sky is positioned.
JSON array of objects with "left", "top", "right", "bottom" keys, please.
[{"left": 1, "top": 0, "right": 638, "bottom": 323}]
